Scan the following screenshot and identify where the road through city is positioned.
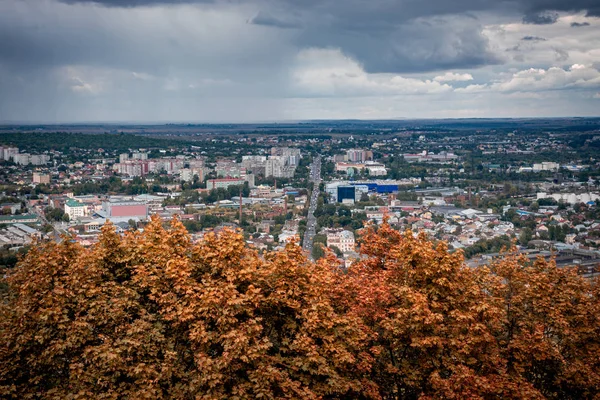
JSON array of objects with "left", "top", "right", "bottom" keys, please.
[{"left": 302, "top": 155, "right": 321, "bottom": 259}]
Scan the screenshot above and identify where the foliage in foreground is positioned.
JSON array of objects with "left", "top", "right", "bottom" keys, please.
[{"left": 1, "top": 217, "right": 599, "bottom": 399}]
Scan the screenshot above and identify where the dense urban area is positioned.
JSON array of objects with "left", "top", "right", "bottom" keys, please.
[{"left": 1, "top": 119, "right": 600, "bottom": 276}]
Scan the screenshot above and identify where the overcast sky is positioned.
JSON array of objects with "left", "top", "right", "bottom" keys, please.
[{"left": 1, "top": 0, "right": 599, "bottom": 122}]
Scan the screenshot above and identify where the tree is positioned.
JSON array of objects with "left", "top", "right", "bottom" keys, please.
[
  {"left": 342, "top": 223, "right": 536, "bottom": 399},
  {"left": 485, "top": 251, "right": 600, "bottom": 399},
  {"left": 311, "top": 242, "right": 325, "bottom": 260},
  {"left": 519, "top": 227, "right": 533, "bottom": 246},
  {"left": 0, "top": 218, "right": 375, "bottom": 399},
  {"left": 330, "top": 245, "right": 343, "bottom": 257},
  {"left": 1, "top": 218, "right": 598, "bottom": 399}
]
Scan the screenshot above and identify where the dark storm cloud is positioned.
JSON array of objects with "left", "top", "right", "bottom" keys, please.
[
  {"left": 247, "top": 11, "right": 302, "bottom": 29},
  {"left": 521, "top": 36, "right": 547, "bottom": 41},
  {"left": 571, "top": 22, "right": 591, "bottom": 27},
  {"left": 292, "top": 16, "right": 502, "bottom": 73},
  {"left": 522, "top": 11, "right": 559, "bottom": 24},
  {"left": 1, "top": 0, "right": 596, "bottom": 77},
  {"left": 522, "top": 0, "right": 600, "bottom": 17},
  {"left": 58, "top": 0, "right": 208, "bottom": 6},
  {"left": 243, "top": 0, "right": 599, "bottom": 72}
]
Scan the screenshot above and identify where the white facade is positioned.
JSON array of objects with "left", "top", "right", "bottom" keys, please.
[
  {"left": 1, "top": 147, "right": 18, "bottom": 161},
  {"left": 30, "top": 154, "right": 50, "bottom": 165},
  {"left": 533, "top": 162, "right": 559, "bottom": 171},
  {"left": 14, "top": 153, "right": 32, "bottom": 165},
  {"left": 132, "top": 151, "right": 148, "bottom": 160},
  {"left": 327, "top": 230, "right": 356, "bottom": 253},
  {"left": 64, "top": 199, "right": 86, "bottom": 220}
]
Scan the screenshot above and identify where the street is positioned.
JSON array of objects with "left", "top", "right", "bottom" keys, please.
[{"left": 302, "top": 155, "right": 321, "bottom": 259}]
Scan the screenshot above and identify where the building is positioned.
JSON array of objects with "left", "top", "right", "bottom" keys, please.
[
  {"left": 533, "top": 162, "right": 559, "bottom": 172},
  {"left": 215, "top": 161, "right": 244, "bottom": 178},
  {"left": 402, "top": 151, "right": 458, "bottom": 163},
  {"left": 101, "top": 200, "right": 149, "bottom": 219},
  {"left": 132, "top": 151, "right": 148, "bottom": 160},
  {"left": 241, "top": 155, "right": 267, "bottom": 176},
  {"left": 346, "top": 149, "right": 373, "bottom": 163},
  {"left": 0, "top": 203, "right": 21, "bottom": 214},
  {"left": 64, "top": 198, "right": 86, "bottom": 220},
  {"left": 147, "top": 158, "right": 184, "bottom": 174},
  {"left": 0, "top": 214, "right": 39, "bottom": 225},
  {"left": 30, "top": 154, "right": 50, "bottom": 165},
  {"left": 180, "top": 168, "right": 194, "bottom": 182},
  {"left": 327, "top": 229, "right": 356, "bottom": 253},
  {"left": 33, "top": 172, "right": 51, "bottom": 184},
  {"left": 325, "top": 182, "right": 370, "bottom": 203},
  {"left": 188, "top": 158, "right": 206, "bottom": 169},
  {"left": 112, "top": 160, "right": 150, "bottom": 177},
  {"left": 266, "top": 148, "right": 302, "bottom": 178},
  {"left": 0, "top": 146, "right": 18, "bottom": 161},
  {"left": 207, "top": 178, "right": 246, "bottom": 190},
  {"left": 13, "top": 153, "right": 31, "bottom": 165},
  {"left": 365, "top": 164, "right": 387, "bottom": 176}
]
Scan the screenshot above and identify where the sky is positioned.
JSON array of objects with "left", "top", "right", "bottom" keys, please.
[{"left": 0, "top": 0, "right": 599, "bottom": 122}]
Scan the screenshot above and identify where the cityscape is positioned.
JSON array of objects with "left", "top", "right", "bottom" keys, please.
[
  {"left": 1, "top": 119, "right": 599, "bottom": 276},
  {"left": 2, "top": 0, "right": 600, "bottom": 397}
]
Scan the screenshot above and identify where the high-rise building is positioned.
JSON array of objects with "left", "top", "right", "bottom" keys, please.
[
  {"left": 132, "top": 151, "right": 148, "bottom": 160},
  {"left": 346, "top": 149, "right": 373, "bottom": 163},
  {"left": 180, "top": 168, "right": 194, "bottom": 182},
  {"left": 13, "top": 154, "right": 31, "bottom": 165},
  {"left": 30, "top": 154, "right": 50, "bottom": 165},
  {"left": 0, "top": 147, "right": 18, "bottom": 161}
]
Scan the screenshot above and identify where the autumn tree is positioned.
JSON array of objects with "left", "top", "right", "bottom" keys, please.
[
  {"left": 1, "top": 217, "right": 599, "bottom": 399},
  {"left": 0, "top": 217, "right": 375, "bottom": 399},
  {"left": 343, "top": 223, "right": 541, "bottom": 399},
  {"left": 485, "top": 251, "right": 600, "bottom": 399}
]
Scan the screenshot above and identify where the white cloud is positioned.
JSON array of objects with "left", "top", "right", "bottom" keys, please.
[
  {"left": 132, "top": 72, "right": 156, "bottom": 81},
  {"left": 290, "top": 48, "right": 452, "bottom": 97},
  {"left": 59, "top": 66, "right": 106, "bottom": 95},
  {"left": 493, "top": 64, "right": 600, "bottom": 92},
  {"left": 458, "top": 64, "right": 600, "bottom": 93},
  {"left": 454, "top": 84, "right": 487, "bottom": 93},
  {"left": 433, "top": 72, "right": 474, "bottom": 82}
]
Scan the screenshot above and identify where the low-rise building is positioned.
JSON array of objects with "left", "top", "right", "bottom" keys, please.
[
  {"left": 33, "top": 172, "right": 51, "bottom": 184},
  {"left": 64, "top": 198, "right": 86, "bottom": 220},
  {"left": 326, "top": 229, "right": 356, "bottom": 253}
]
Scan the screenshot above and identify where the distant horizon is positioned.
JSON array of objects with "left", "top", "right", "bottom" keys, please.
[{"left": 2, "top": 115, "right": 600, "bottom": 126}]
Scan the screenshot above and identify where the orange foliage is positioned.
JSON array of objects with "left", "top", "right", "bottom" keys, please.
[{"left": 1, "top": 218, "right": 598, "bottom": 399}]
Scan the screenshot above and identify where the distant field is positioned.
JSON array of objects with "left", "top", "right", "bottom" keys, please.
[{"left": 1, "top": 117, "right": 600, "bottom": 137}]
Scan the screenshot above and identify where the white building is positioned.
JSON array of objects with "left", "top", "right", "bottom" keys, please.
[
  {"left": 326, "top": 229, "right": 356, "bottom": 253},
  {"left": 533, "top": 162, "right": 559, "bottom": 172},
  {"left": 0, "top": 146, "right": 18, "bottom": 161},
  {"left": 132, "top": 151, "right": 148, "bottom": 160},
  {"left": 13, "top": 153, "right": 31, "bottom": 165},
  {"left": 365, "top": 164, "right": 387, "bottom": 176},
  {"left": 30, "top": 154, "right": 50, "bottom": 165},
  {"left": 180, "top": 168, "right": 204, "bottom": 183},
  {"left": 64, "top": 198, "right": 86, "bottom": 220}
]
